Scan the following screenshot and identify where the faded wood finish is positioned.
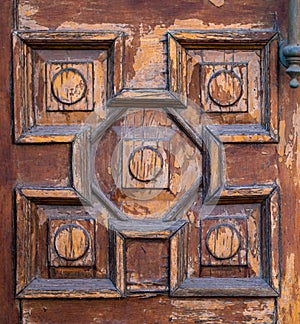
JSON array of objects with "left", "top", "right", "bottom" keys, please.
[{"left": 1, "top": 1, "right": 300, "bottom": 324}]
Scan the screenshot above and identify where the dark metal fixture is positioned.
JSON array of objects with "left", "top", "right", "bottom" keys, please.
[{"left": 280, "top": 0, "right": 300, "bottom": 88}]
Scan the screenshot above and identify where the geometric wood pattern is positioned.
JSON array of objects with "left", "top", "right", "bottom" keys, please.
[
  {"left": 168, "top": 30, "right": 279, "bottom": 143},
  {"left": 109, "top": 220, "right": 188, "bottom": 295},
  {"left": 48, "top": 217, "right": 95, "bottom": 267},
  {"left": 122, "top": 139, "right": 170, "bottom": 189},
  {"left": 88, "top": 108, "right": 202, "bottom": 220},
  {"left": 14, "top": 29, "right": 280, "bottom": 301},
  {"left": 15, "top": 184, "right": 279, "bottom": 298},
  {"left": 15, "top": 187, "right": 119, "bottom": 298},
  {"left": 46, "top": 62, "right": 94, "bottom": 112},
  {"left": 201, "top": 63, "right": 248, "bottom": 112},
  {"left": 13, "top": 31, "right": 124, "bottom": 143},
  {"left": 200, "top": 217, "right": 247, "bottom": 266},
  {"left": 171, "top": 185, "right": 280, "bottom": 297},
  {"left": 3, "top": 0, "right": 292, "bottom": 320}
]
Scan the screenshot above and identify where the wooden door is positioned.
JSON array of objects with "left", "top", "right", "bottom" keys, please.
[{"left": 1, "top": 0, "right": 299, "bottom": 323}]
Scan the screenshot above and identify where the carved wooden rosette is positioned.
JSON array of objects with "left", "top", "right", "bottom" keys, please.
[{"left": 14, "top": 30, "right": 280, "bottom": 299}]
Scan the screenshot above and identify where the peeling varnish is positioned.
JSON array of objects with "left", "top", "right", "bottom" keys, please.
[
  {"left": 14, "top": 18, "right": 265, "bottom": 89},
  {"left": 170, "top": 298, "right": 275, "bottom": 322},
  {"left": 278, "top": 104, "right": 300, "bottom": 187},
  {"left": 129, "top": 24, "right": 166, "bottom": 88},
  {"left": 18, "top": 3, "right": 48, "bottom": 30},
  {"left": 172, "top": 19, "right": 263, "bottom": 30},
  {"left": 279, "top": 253, "right": 300, "bottom": 323},
  {"left": 242, "top": 300, "right": 275, "bottom": 323},
  {"left": 292, "top": 104, "right": 300, "bottom": 187}
]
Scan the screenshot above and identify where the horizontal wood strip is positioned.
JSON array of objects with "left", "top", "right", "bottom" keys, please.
[
  {"left": 205, "top": 185, "right": 276, "bottom": 204},
  {"left": 170, "top": 30, "right": 277, "bottom": 47},
  {"left": 17, "top": 279, "right": 121, "bottom": 299},
  {"left": 107, "top": 89, "right": 186, "bottom": 109},
  {"left": 15, "top": 31, "right": 121, "bottom": 46},
  {"left": 172, "top": 278, "right": 278, "bottom": 297},
  {"left": 16, "top": 125, "right": 83, "bottom": 143},
  {"left": 17, "top": 187, "right": 82, "bottom": 204},
  {"left": 110, "top": 219, "right": 187, "bottom": 238},
  {"left": 206, "top": 124, "right": 277, "bottom": 143}
]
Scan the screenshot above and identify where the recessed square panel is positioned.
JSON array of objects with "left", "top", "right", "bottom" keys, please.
[
  {"left": 13, "top": 31, "right": 124, "bottom": 143},
  {"left": 200, "top": 216, "right": 247, "bottom": 266},
  {"left": 122, "top": 139, "right": 170, "bottom": 189},
  {"left": 46, "top": 62, "right": 94, "bottom": 112},
  {"left": 48, "top": 217, "right": 95, "bottom": 267},
  {"left": 200, "top": 62, "right": 248, "bottom": 113},
  {"left": 125, "top": 239, "right": 169, "bottom": 292},
  {"left": 109, "top": 220, "right": 188, "bottom": 295},
  {"left": 167, "top": 31, "right": 279, "bottom": 142}
]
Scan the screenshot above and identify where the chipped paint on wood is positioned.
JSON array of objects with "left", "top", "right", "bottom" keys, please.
[
  {"left": 170, "top": 298, "right": 275, "bottom": 323},
  {"left": 3, "top": 0, "right": 293, "bottom": 323},
  {"left": 18, "top": 3, "right": 48, "bottom": 30},
  {"left": 279, "top": 253, "right": 300, "bottom": 323}
]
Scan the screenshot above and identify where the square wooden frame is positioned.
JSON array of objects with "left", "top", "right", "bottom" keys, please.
[
  {"left": 171, "top": 186, "right": 280, "bottom": 297},
  {"left": 13, "top": 31, "right": 124, "bottom": 143},
  {"left": 168, "top": 30, "right": 279, "bottom": 143},
  {"left": 109, "top": 219, "right": 188, "bottom": 296},
  {"left": 15, "top": 187, "right": 120, "bottom": 299}
]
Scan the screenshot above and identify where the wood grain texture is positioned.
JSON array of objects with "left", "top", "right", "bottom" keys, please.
[
  {"left": 169, "top": 31, "right": 279, "bottom": 143},
  {"left": 18, "top": 279, "right": 120, "bottom": 298},
  {"left": 13, "top": 31, "right": 123, "bottom": 143},
  {"left": 0, "top": 0, "right": 19, "bottom": 322},
  {"left": 21, "top": 297, "right": 276, "bottom": 323},
  {"left": 172, "top": 278, "right": 278, "bottom": 297},
  {"left": 277, "top": 78, "right": 300, "bottom": 323},
  {"left": 1, "top": 0, "right": 298, "bottom": 323}
]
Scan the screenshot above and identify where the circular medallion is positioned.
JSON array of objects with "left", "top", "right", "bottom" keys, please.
[
  {"left": 54, "top": 224, "right": 89, "bottom": 261},
  {"left": 128, "top": 146, "right": 163, "bottom": 182},
  {"left": 51, "top": 68, "right": 87, "bottom": 105},
  {"left": 205, "top": 223, "right": 241, "bottom": 260},
  {"left": 208, "top": 69, "right": 243, "bottom": 107}
]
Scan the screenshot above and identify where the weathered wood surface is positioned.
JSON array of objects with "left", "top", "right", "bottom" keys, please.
[
  {"left": 21, "top": 297, "right": 276, "bottom": 323},
  {"left": 173, "top": 278, "right": 278, "bottom": 297},
  {"left": 2, "top": 0, "right": 300, "bottom": 323},
  {"left": 18, "top": 279, "right": 120, "bottom": 299}
]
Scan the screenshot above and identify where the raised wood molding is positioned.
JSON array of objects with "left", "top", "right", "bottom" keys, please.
[
  {"left": 171, "top": 185, "right": 280, "bottom": 297},
  {"left": 15, "top": 186, "right": 121, "bottom": 299},
  {"left": 107, "top": 89, "right": 186, "bottom": 109},
  {"left": 13, "top": 31, "right": 124, "bottom": 143},
  {"left": 167, "top": 29, "right": 279, "bottom": 143},
  {"left": 17, "top": 279, "right": 120, "bottom": 299},
  {"left": 14, "top": 29, "right": 280, "bottom": 301},
  {"left": 109, "top": 220, "right": 188, "bottom": 295},
  {"left": 171, "top": 278, "right": 278, "bottom": 297}
]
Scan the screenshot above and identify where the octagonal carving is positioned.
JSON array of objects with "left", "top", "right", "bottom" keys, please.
[{"left": 73, "top": 108, "right": 204, "bottom": 221}]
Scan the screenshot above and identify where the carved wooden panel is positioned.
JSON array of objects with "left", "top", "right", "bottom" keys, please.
[
  {"left": 168, "top": 30, "right": 279, "bottom": 143},
  {"left": 13, "top": 31, "right": 124, "bottom": 143},
  {"left": 109, "top": 220, "right": 188, "bottom": 295},
  {"left": 201, "top": 217, "right": 248, "bottom": 267},
  {"left": 200, "top": 62, "right": 248, "bottom": 112},
  {"left": 46, "top": 62, "right": 94, "bottom": 112},
  {"left": 14, "top": 29, "right": 280, "bottom": 301},
  {"left": 122, "top": 139, "right": 170, "bottom": 189},
  {"left": 90, "top": 108, "right": 202, "bottom": 220},
  {"left": 48, "top": 217, "right": 95, "bottom": 268},
  {"left": 15, "top": 188, "right": 118, "bottom": 298}
]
